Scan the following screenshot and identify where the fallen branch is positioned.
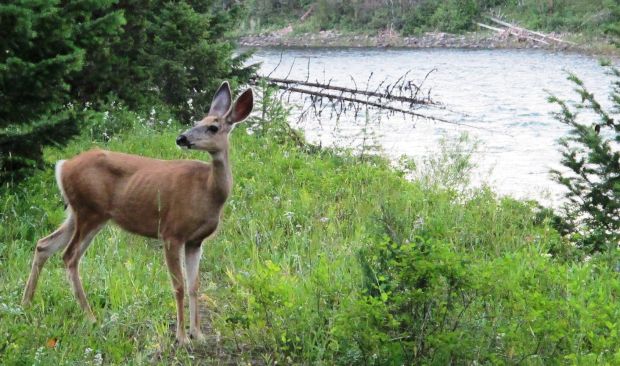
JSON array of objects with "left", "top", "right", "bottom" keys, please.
[
  {"left": 477, "top": 22, "right": 549, "bottom": 45},
  {"left": 254, "top": 76, "right": 436, "bottom": 106},
  {"left": 258, "top": 82, "right": 509, "bottom": 135},
  {"left": 486, "top": 16, "right": 575, "bottom": 45},
  {"left": 300, "top": 4, "right": 314, "bottom": 21}
]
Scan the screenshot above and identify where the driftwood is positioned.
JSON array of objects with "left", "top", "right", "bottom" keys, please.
[
  {"left": 477, "top": 22, "right": 549, "bottom": 45},
  {"left": 478, "top": 16, "right": 574, "bottom": 46},
  {"left": 250, "top": 74, "right": 509, "bottom": 135},
  {"left": 263, "top": 84, "right": 491, "bottom": 131},
  {"left": 300, "top": 4, "right": 314, "bottom": 21},
  {"left": 487, "top": 16, "right": 575, "bottom": 45},
  {"left": 256, "top": 76, "right": 436, "bottom": 106}
]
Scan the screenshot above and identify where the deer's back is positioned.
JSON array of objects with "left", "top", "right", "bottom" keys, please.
[{"left": 60, "top": 149, "right": 214, "bottom": 239}]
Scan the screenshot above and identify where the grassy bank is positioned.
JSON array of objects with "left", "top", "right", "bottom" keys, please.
[
  {"left": 240, "top": 0, "right": 618, "bottom": 38},
  {"left": 238, "top": 0, "right": 618, "bottom": 55},
  {"left": 2, "top": 101, "right": 620, "bottom": 364},
  {"left": 238, "top": 30, "right": 618, "bottom": 57}
]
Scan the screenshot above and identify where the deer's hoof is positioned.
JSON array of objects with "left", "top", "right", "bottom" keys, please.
[
  {"left": 190, "top": 331, "right": 206, "bottom": 343},
  {"left": 176, "top": 334, "right": 190, "bottom": 346}
]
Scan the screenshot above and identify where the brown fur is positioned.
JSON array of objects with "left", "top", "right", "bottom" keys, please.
[
  {"left": 22, "top": 82, "right": 254, "bottom": 344},
  {"left": 61, "top": 149, "right": 226, "bottom": 241}
]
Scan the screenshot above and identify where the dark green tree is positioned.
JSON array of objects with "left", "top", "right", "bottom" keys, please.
[
  {"left": 1, "top": 0, "right": 255, "bottom": 183},
  {"left": 146, "top": 1, "right": 255, "bottom": 122},
  {"left": 549, "top": 66, "right": 620, "bottom": 253},
  {"left": 0, "top": 0, "right": 124, "bottom": 182}
]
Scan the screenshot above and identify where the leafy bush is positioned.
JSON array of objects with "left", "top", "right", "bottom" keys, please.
[{"left": 429, "top": 0, "right": 480, "bottom": 33}]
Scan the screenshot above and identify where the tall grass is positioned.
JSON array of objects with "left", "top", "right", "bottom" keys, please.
[{"left": 1, "top": 100, "right": 620, "bottom": 364}]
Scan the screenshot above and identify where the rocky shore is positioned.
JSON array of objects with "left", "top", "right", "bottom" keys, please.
[{"left": 239, "top": 30, "right": 578, "bottom": 51}]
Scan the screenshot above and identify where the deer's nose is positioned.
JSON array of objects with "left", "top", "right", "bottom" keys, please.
[{"left": 176, "top": 134, "right": 189, "bottom": 147}]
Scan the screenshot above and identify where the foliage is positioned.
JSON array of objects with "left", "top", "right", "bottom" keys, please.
[
  {"left": 240, "top": 0, "right": 619, "bottom": 37},
  {"left": 414, "top": 133, "right": 480, "bottom": 194},
  {"left": 0, "top": 0, "right": 124, "bottom": 182},
  {"left": 4, "top": 93, "right": 620, "bottom": 364},
  {"left": 605, "top": 0, "right": 620, "bottom": 45},
  {"left": 549, "top": 67, "right": 620, "bottom": 254},
  {"left": 138, "top": 1, "right": 255, "bottom": 122},
  {"left": 0, "top": 0, "right": 255, "bottom": 184}
]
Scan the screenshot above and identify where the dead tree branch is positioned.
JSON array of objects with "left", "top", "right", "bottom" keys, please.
[
  {"left": 256, "top": 76, "right": 436, "bottom": 106},
  {"left": 255, "top": 82, "right": 506, "bottom": 134}
]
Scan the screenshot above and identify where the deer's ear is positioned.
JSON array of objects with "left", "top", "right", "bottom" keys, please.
[
  {"left": 208, "top": 81, "right": 232, "bottom": 117},
  {"left": 227, "top": 89, "right": 254, "bottom": 124}
]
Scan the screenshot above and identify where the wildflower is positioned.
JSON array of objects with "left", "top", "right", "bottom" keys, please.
[
  {"left": 94, "top": 352, "right": 103, "bottom": 366},
  {"left": 413, "top": 217, "right": 425, "bottom": 230},
  {"left": 34, "top": 346, "right": 44, "bottom": 364}
]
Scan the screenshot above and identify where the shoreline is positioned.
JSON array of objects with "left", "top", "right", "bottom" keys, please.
[{"left": 239, "top": 30, "right": 617, "bottom": 57}]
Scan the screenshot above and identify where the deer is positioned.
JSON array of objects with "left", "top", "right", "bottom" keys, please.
[{"left": 21, "top": 82, "right": 253, "bottom": 345}]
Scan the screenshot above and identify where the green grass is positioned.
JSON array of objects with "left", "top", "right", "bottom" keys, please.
[{"left": 2, "top": 106, "right": 620, "bottom": 364}]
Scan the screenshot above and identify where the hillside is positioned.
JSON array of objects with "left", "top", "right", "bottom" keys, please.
[{"left": 240, "top": 0, "right": 618, "bottom": 42}]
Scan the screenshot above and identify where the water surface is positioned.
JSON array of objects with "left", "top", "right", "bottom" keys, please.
[{"left": 248, "top": 47, "right": 615, "bottom": 205}]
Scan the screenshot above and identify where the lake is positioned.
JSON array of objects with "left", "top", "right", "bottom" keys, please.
[{"left": 247, "top": 47, "right": 615, "bottom": 205}]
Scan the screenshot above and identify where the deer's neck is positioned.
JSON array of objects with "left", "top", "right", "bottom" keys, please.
[{"left": 208, "top": 150, "right": 232, "bottom": 203}]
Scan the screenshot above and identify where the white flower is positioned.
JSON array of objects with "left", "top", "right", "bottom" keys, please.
[
  {"left": 34, "top": 346, "right": 44, "bottom": 364},
  {"left": 413, "top": 217, "right": 425, "bottom": 230},
  {"left": 94, "top": 352, "right": 103, "bottom": 366}
]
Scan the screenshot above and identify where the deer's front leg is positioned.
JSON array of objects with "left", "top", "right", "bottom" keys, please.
[
  {"left": 164, "top": 240, "right": 189, "bottom": 345},
  {"left": 185, "top": 243, "right": 205, "bottom": 342}
]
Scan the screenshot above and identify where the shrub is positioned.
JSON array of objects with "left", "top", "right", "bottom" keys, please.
[{"left": 549, "top": 66, "right": 620, "bottom": 253}]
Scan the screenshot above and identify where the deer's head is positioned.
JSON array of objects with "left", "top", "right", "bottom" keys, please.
[{"left": 176, "top": 82, "right": 253, "bottom": 154}]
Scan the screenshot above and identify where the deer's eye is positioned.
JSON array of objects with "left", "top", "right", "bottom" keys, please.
[{"left": 207, "top": 125, "right": 219, "bottom": 133}]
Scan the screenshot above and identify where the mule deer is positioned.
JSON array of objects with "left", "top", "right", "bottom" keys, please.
[{"left": 22, "top": 82, "right": 253, "bottom": 344}]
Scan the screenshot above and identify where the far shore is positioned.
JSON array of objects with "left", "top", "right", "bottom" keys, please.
[{"left": 239, "top": 30, "right": 617, "bottom": 57}]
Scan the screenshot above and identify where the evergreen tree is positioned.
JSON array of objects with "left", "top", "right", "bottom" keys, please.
[
  {"left": 0, "top": 0, "right": 124, "bottom": 182},
  {"left": 1, "top": 0, "right": 255, "bottom": 183},
  {"left": 549, "top": 66, "right": 620, "bottom": 253},
  {"left": 146, "top": 1, "right": 255, "bottom": 122}
]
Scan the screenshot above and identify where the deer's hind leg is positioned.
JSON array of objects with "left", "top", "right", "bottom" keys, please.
[
  {"left": 22, "top": 210, "right": 76, "bottom": 305},
  {"left": 62, "top": 211, "right": 106, "bottom": 322}
]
